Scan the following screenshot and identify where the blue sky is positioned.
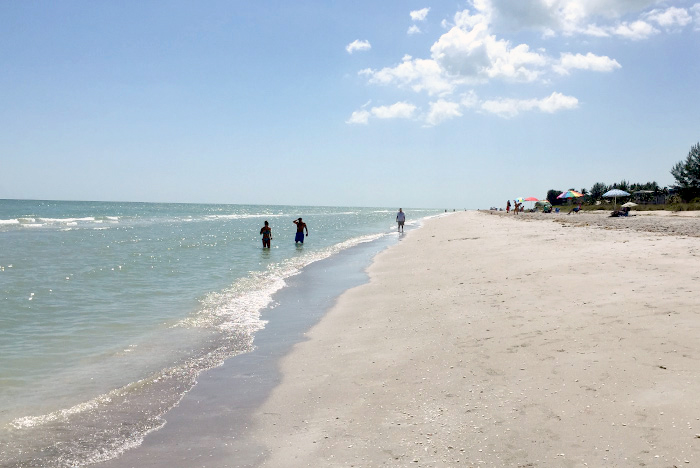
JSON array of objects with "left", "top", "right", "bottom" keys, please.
[{"left": 1, "top": 1, "right": 699, "bottom": 209}]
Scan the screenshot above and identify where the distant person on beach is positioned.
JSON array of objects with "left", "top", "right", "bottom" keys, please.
[
  {"left": 396, "top": 208, "right": 406, "bottom": 232},
  {"left": 260, "top": 221, "right": 272, "bottom": 248},
  {"left": 514, "top": 201, "right": 520, "bottom": 214},
  {"left": 506, "top": 200, "right": 511, "bottom": 213},
  {"left": 568, "top": 203, "right": 582, "bottom": 215},
  {"left": 293, "top": 218, "right": 308, "bottom": 244}
]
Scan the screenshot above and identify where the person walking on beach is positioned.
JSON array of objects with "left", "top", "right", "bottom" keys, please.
[
  {"left": 396, "top": 208, "right": 406, "bottom": 232},
  {"left": 506, "top": 200, "right": 511, "bottom": 213},
  {"left": 293, "top": 218, "right": 308, "bottom": 244},
  {"left": 260, "top": 221, "right": 272, "bottom": 248}
]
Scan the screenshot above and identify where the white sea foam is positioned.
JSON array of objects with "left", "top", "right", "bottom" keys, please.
[
  {"left": 11, "top": 393, "right": 113, "bottom": 429},
  {"left": 0, "top": 218, "right": 20, "bottom": 225},
  {"left": 204, "top": 213, "right": 286, "bottom": 220},
  {"left": 181, "top": 232, "right": 386, "bottom": 337},
  {"left": 37, "top": 217, "right": 96, "bottom": 224}
]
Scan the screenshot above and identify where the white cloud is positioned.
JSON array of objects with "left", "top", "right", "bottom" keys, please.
[
  {"left": 612, "top": 20, "right": 658, "bottom": 39},
  {"left": 408, "top": 25, "right": 422, "bottom": 35},
  {"left": 460, "top": 90, "right": 479, "bottom": 109},
  {"left": 431, "top": 12, "right": 548, "bottom": 83},
  {"left": 371, "top": 101, "right": 417, "bottom": 119},
  {"left": 554, "top": 52, "right": 622, "bottom": 75},
  {"left": 538, "top": 91, "right": 579, "bottom": 113},
  {"left": 410, "top": 8, "right": 430, "bottom": 22},
  {"left": 470, "top": 0, "right": 690, "bottom": 38},
  {"left": 346, "top": 39, "right": 371, "bottom": 54},
  {"left": 347, "top": 0, "right": 691, "bottom": 126},
  {"left": 346, "top": 102, "right": 417, "bottom": 125},
  {"left": 645, "top": 7, "right": 692, "bottom": 29},
  {"left": 346, "top": 109, "right": 371, "bottom": 125},
  {"left": 694, "top": 4, "right": 700, "bottom": 30},
  {"left": 361, "top": 55, "right": 456, "bottom": 96},
  {"left": 425, "top": 100, "right": 462, "bottom": 126},
  {"left": 481, "top": 92, "right": 578, "bottom": 118}
]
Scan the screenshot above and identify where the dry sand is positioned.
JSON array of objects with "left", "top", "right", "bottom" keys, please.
[
  {"left": 243, "top": 210, "right": 700, "bottom": 467},
  {"left": 498, "top": 209, "right": 700, "bottom": 238}
]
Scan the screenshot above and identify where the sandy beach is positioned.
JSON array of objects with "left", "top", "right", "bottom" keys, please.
[{"left": 238, "top": 210, "right": 700, "bottom": 467}]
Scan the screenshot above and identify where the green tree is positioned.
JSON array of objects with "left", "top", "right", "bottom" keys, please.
[
  {"left": 589, "top": 182, "right": 607, "bottom": 201},
  {"left": 547, "top": 189, "right": 563, "bottom": 205},
  {"left": 671, "top": 142, "right": 700, "bottom": 201},
  {"left": 612, "top": 180, "right": 630, "bottom": 192}
]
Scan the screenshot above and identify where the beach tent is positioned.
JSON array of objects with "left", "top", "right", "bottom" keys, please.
[{"left": 534, "top": 200, "right": 552, "bottom": 212}]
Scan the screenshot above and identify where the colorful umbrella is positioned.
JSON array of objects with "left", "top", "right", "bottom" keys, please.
[{"left": 556, "top": 190, "right": 584, "bottom": 199}]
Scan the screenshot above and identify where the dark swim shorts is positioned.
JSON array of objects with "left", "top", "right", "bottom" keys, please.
[{"left": 295, "top": 232, "right": 304, "bottom": 243}]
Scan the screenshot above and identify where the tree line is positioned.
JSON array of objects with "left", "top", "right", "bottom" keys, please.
[{"left": 545, "top": 142, "right": 700, "bottom": 205}]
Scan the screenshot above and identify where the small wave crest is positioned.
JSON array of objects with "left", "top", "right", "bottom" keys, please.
[{"left": 204, "top": 213, "right": 286, "bottom": 221}]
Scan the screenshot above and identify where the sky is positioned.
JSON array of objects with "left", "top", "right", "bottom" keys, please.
[{"left": 1, "top": 1, "right": 699, "bottom": 209}]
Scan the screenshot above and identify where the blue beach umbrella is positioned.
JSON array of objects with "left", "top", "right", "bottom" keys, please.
[{"left": 603, "top": 189, "right": 631, "bottom": 210}]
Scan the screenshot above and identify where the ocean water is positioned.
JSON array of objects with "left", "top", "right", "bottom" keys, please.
[{"left": 0, "top": 200, "right": 442, "bottom": 467}]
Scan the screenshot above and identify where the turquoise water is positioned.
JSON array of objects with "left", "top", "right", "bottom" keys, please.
[{"left": 0, "top": 200, "right": 442, "bottom": 466}]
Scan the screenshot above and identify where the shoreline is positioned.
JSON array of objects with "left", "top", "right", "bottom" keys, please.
[
  {"left": 97, "top": 227, "right": 406, "bottom": 468},
  {"left": 240, "top": 210, "right": 700, "bottom": 467}
]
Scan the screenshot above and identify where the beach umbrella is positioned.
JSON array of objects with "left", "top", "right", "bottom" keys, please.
[
  {"left": 523, "top": 197, "right": 539, "bottom": 209},
  {"left": 556, "top": 190, "right": 584, "bottom": 208},
  {"left": 603, "top": 189, "right": 631, "bottom": 210},
  {"left": 621, "top": 202, "right": 638, "bottom": 208},
  {"left": 556, "top": 190, "right": 584, "bottom": 199}
]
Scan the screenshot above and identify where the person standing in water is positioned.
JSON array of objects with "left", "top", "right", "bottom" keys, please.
[
  {"left": 260, "top": 221, "right": 272, "bottom": 248},
  {"left": 293, "top": 217, "right": 308, "bottom": 244},
  {"left": 396, "top": 208, "right": 406, "bottom": 233}
]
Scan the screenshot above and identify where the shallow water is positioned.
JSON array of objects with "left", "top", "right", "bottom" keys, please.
[{"left": 0, "top": 200, "right": 441, "bottom": 466}]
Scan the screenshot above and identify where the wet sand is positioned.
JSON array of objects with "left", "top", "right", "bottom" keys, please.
[{"left": 243, "top": 210, "right": 700, "bottom": 467}]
